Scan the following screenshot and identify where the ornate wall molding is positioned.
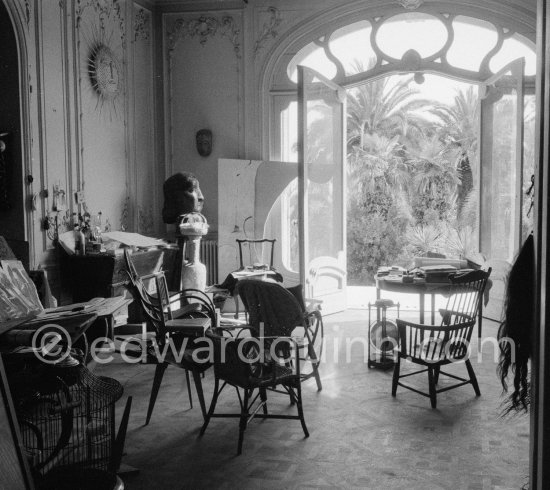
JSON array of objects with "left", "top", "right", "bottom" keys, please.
[
  {"left": 397, "top": 0, "right": 424, "bottom": 10},
  {"left": 76, "top": 0, "right": 125, "bottom": 47},
  {"left": 25, "top": 0, "right": 31, "bottom": 25},
  {"left": 138, "top": 205, "right": 154, "bottom": 235},
  {"left": 167, "top": 15, "right": 241, "bottom": 58},
  {"left": 120, "top": 195, "right": 129, "bottom": 231},
  {"left": 254, "top": 7, "right": 281, "bottom": 56},
  {"left": 134, "top": 8, "right": 150, "bottom": 41},
  {"left": 75, "top": 0, "right": 126, "bottom": 120}
]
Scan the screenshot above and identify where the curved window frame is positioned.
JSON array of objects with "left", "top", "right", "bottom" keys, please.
[
  {"left": 265, "top": 4, "right": 536, "bottom": 161},
  {"left": 261, "top": 2, "right": 536, "bottom": 275}
]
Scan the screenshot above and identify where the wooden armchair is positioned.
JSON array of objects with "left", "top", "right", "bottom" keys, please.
[
  {"left": 392, "top": 268, "right": 492, "bottom": 408},
  {"left": 123, "top": 250, "right": 215, "bottom": 423}
]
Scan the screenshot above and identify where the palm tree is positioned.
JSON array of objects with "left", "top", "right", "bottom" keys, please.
[
  {"left": 429, "top": 86, "right": 479, "bottom": 222},
  {"left": 428, "top": 85, "right": 479, "bottom": 160},
  {"left": 406, "top": 135, "right": 460, "bottom": 224},
  {"left": 348, "top": 133, "right": 411, "bottom": 198},
  {"left": 409, "top": 135, "right": 460, "bottom": 197},
  {"left": 347, "top": 77, "right": 430, "bottom": 150}
]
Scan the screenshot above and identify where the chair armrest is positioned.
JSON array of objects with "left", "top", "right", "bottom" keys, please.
[
  {"left": 396, "top": 318, "right": 474, "bottom": 332},
  {"left": 396, "top": 318, "right": 475, "bottom": 361},
  {"left": 396, "top": 318, "right": 437, "bottom": 331},
  {"left": 438, "top": 308, "right": 475, "bottom": 325}
]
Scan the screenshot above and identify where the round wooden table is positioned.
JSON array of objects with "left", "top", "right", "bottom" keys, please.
[
  {"left": 375, "top": 275, "right": 454, "bottom": 324},
  {"left": 375, "top": 274, "right": 490, "bottom": 337}
]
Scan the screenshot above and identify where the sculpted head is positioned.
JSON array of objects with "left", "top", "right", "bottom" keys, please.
[
  {"left": 196, "top": 129, "right": 212, "bottom": 157},
  {"left": 162, "top": 172, "right": 204, "bottom": 224}
]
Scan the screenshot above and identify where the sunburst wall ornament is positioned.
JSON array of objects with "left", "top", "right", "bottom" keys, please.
[{"left": 88, "top": 43, "right": 122, "bottom": 113}]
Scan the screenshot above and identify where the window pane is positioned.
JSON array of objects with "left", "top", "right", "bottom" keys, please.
[
  {"left": 281, "top": 179, "right": 299, "bottom": 272},
  {"left": 329, "top": 21, "right": 375, "bottom": 75},
  {"left": 447, "top": 16, "right": 498, "bottom": 72},
  {"left": 490, "top": 36, "right": 536, "bottom": 76},
  {"left": 288, "top": 43, "right": 337, "bottom": 83},
  {"left": 376, "top": 12, "right": 447, "bottom": 59},
  {"left": 280, "top": 101, "right": 298, "bottom": 162},
  {"left": 480, "top": 74, "right": 519, "bottom": 262},
  {"left": 300, "top": 69, "right": 345, "bottom": 296},
  {"left": 523, "top": 94, "right": 536, "bottom": 239}
]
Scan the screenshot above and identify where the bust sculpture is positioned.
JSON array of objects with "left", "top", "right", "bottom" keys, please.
[
  {"left": 162, "top": 172, "right": 204, "bottom": 224},
  {"left": 162, "top": 172, "right": 207, "bottom": 291}
]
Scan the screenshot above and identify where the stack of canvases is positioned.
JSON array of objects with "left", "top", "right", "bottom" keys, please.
[{"left": 0, "top": 256, "right": 43, "bottom": 328}]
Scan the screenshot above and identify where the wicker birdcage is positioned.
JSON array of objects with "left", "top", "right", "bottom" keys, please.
[{"left": 8, "top": 357, "right": 125, "bottom": 489}]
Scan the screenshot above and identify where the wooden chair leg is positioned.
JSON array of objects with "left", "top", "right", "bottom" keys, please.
[
  {"left": 465, "top": 359, "right": 481, "bottom": 396},
  {"left": 185, "top": 369, "right": 193, "bottom": 409},
  {"left": 434, "top": 366, "right": 440, "bottom": 385},
  {"left": 200, "top": 377, "right": 219, "bottom": 436},
  {"left": 295, "top": 381, "right": 309, "bottom": 438},
  {"left": 192, "top": 369, "right": 207, "bottom": 420},
  {"left": 310, "top": 347, "right": 323, "bottom": 391},
  {"left": 428, "top": 367, "right": 437, "bottom": 409},
  {"left": 259, "top": 387, "right": 268, "bottom": 415},
  {"left": 237, "top": 389, "right": 250, "bottom": 455},
  {"left": 307, "top": 342, "right": 323, "bottom": 391},
  {"left": 146, "top": 363, "right": 168, "bottom": 425},
  {"left": 391, "top": 357, "right": 400, "bottom": 396}
]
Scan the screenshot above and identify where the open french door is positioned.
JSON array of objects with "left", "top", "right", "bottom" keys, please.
[
  {"left": 479, "top": 58, "right": 525, "bottom": 320},
  {"left": 297, "top": 66, "right": 347, "bottom": 314}
]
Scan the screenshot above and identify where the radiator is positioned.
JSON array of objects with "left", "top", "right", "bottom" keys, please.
[{"left": 200, "top": 239, "right": 218, "bottom": 285}]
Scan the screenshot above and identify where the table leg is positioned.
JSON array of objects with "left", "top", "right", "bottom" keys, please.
[
  {"left": 376, "top": 287, "right": 381, "bottom": 322},
  {"left": 233, "top": 291, "right": 240, "bottom": 319}
]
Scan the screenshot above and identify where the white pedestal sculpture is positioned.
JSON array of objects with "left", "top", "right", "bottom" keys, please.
[{"left": 179, "top": 212, "right": 208, "bottom": 291}]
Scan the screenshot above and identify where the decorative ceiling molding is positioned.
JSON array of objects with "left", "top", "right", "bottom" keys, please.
[
  {"left": 254, "top": 7, "right": 282, "bottom": 56},
  {"left": 397, "top": 0, "right": 424, "bottom": 10},
  {"left": 134, "top": 8, "right": 150, "bottom": 41},
  {"left": 167, "top": 15, "right": 242, "bottom": 58}
]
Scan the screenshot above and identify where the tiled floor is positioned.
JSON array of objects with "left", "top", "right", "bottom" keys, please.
[{"left": 97, "top": 309, "right": 530, "bottom": 490}]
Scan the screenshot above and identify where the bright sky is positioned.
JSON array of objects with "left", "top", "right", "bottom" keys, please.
[{"left": 390, "top": 73, "right": 475, "bottom": 105}]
